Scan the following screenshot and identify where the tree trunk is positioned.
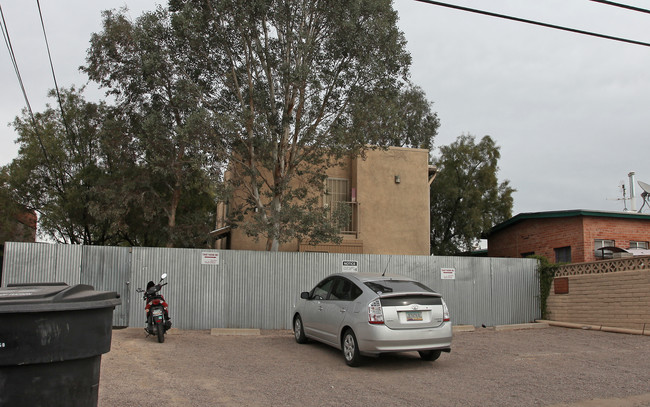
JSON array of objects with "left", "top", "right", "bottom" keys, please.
[{"left": 167, "top": 183, "right": 181, "bottom": 248}]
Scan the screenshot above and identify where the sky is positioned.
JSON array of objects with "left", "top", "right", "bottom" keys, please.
[{"left": 1, "top": 0, "right": 649, "bottom": 216}]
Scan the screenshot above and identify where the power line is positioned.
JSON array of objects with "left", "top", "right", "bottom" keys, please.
[
  {"left": 0, "top": 3, "right": 54, "bottom": 167},
  {"left": 413, "top": 0, "right": 650, "bottom": 48},
  {"left": 36, "top": 0, "right": 74, "bottom": 142},
  {"left": 588, "top": 0, "right": 650, "bottom": 15},
  {"left": 0, "top": 3, "right": 36, "bottom": 125}
]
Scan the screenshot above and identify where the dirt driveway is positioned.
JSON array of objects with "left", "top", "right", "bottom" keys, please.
[{"left": 98, "top": 326, "right": 650, "bottom": 407}]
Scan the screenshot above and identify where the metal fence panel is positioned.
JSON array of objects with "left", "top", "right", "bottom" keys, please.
[
  {"left": 80, "top": 246, "right": 132, "bottom": 327},
  {"left": 2, "top": 242, "right": 82, "bottom": 286},
  {"left": 1, "top": 243, "right": 540, "bottom": 330}
]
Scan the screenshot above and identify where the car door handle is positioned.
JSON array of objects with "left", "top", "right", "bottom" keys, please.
[
  {"left": 318, "top": 306, "right": 323, "bottom": 311},
  {"left": 340, "top": 308, "right": 346, "bottom": 313}
]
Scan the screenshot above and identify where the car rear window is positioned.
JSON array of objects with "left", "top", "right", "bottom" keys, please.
[{"left": 364, "top": 280, "right": 434, "bottom": 294}]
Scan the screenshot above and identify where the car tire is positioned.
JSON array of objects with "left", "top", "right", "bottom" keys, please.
[
  {"left": 418, "top": 350, "right": 441, "bottom": 361},
  {"left": 342, "top": 329, "right": 362, "bottom": 367},
  {"left": 294, "top": 315, "right": 308, "bottom": 344}
]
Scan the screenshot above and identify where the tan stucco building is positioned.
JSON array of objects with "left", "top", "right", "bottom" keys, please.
[{"left": 214, "top": 146, "right": 433, "bottom": 255}]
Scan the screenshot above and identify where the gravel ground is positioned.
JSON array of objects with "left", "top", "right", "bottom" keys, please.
[{"left": 98, "top": 326, "right": 650, "bottom": 407}]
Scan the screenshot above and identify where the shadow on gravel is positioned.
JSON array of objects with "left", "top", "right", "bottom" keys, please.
[{"left": 297, "top": 338, "right": 447, "bottom": 371}]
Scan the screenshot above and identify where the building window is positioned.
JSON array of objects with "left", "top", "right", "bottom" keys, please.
[
  {"left": 324, "top": 178, "right": 349, "bottom": 208},
  {"left": 554, "top": 246, "right": 571, "bottom": 263},
  {"left": 595, "top": 239, "right": 615, "bottom": 259},
  {"left": 324, "top": 178, "right": 354, "bottom": 232},
  {"left": 629, "top": 241, "right": 648, "bottom": 249}
]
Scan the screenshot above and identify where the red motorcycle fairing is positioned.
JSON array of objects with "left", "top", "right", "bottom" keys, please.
[{"left": 145, "top": 297, "right": 169, "bottom": 313}]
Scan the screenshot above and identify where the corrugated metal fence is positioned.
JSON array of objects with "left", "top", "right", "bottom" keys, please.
[{"left": 2, "top": 242, "right": 540, "bottom": 329}]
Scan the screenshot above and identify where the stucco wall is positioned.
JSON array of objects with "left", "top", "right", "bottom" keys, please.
[
  {"left": 547, "top": 269, "right": 650, "bottom": 331},
  {"left": 226, "top": 146, "right": 431, "bottom": 255},
  {"left": 354, "top": 147, "right": 430, "bottom": 255}
]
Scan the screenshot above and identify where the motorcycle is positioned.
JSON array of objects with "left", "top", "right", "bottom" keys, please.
[{"left": 136, "top": 273, "right": 172, "bottom": 343}]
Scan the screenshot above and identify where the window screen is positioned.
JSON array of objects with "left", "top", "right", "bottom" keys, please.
[
  {"left": 324, "top": 178, "right": 349, "bottom": 208},
  {"left": 595, "top": 239, "right": 615, "bottom": 259},
  {"left": 630, "top": 241, "right": 648, "bottom": 249},
  {"left": 554, "top": 246, "right": 571, "bottom": 263}
]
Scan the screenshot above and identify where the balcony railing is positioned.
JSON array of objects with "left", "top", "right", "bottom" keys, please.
[{"left": 328, "top": 201, "right": 360, "bottom": 239}]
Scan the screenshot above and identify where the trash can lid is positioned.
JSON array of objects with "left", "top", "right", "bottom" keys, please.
[{"left": 0, "top": 283, "right": 121, "bottom": 313}]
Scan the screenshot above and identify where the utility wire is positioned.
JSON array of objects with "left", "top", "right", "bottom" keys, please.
[
  {"left": 36, "top": 0, "right": 74, "bottom": 141},
  {"left": 0, "top": 3, "right": 36, "bottom": 125},
  {"left": 0, "top": 3, "right": 53, "bottom": 167},
  {"left": 588, "top": 0, "right": 650, "bottom": 14},
  {"left": 413, "top": 0, "right": 650, "bottom": 48}
]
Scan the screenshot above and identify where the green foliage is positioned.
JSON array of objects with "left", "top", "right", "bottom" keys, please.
[
  {"left": 430, "top": 134, "right": 515, "bottom": 255},
  {"left": 7, "top": 87, "right": 216, "bottom": 247},
  {"left": 528, "top": 255, "right": 559, "bottom": 320},
  {"left": 83, "top": 6, "right": 224, "bottom": 247},
  {"left": 347, "top": 85, "right": 440, "bottom": 150}
]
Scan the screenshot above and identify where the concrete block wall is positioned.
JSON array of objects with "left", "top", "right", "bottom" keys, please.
[{"left": 547, "top": 269, "right": 650, "bottom": 331}]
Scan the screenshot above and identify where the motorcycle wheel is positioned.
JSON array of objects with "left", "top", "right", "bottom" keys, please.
[{"left": 156, "top": 320, "right": 165, "bottom": 343}]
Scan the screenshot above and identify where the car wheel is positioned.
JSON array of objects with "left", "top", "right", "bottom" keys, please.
[
  {"left": 418, "top": 350, "right": 441, "bottom": 361},
  {"left": 294, "top": 315, "right": 307, "bottom": 344},
  {"left": 342, "top": 329, "right": 362, "bottom": 367}
]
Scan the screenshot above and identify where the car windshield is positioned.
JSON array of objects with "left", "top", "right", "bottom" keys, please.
[{"left": 364, "top": 280, "right": 434, "bottom": 294}]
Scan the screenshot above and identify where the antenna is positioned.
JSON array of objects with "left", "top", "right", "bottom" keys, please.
[
  {"left": 607, "top": 180, "right": 629, "bottom": 211},
  {"left": 381, "top": 256, "right": 392, "bottom": 276},
  {"left": 637, "top": 180, "right": 650, "bottom": 213}
]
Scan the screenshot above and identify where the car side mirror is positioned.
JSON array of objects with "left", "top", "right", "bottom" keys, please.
[{"left": 300, "top": 292, "right": 310, "bottom": 300}]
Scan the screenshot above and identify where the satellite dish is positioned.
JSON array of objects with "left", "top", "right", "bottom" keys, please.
[
  {"left": 639, "top": 180, "right": 650, "bottom": 194},
  {"left": 637, "top": 180, "right": 650, "bottom": 213}
]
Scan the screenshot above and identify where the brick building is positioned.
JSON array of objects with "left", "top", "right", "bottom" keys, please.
[{"left": 486, "top": 210, "right": 650, "bottom": 263}]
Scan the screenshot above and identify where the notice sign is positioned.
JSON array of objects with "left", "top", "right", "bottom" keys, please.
[
  {"left": 441, "top": 267, "right": 456, "bottom": 280},
  {"left": 201, "top": 252, "right": 220, "bottom": 266},
  {"left": 342, "top": 260, "right": 359, "bottom": 272}
]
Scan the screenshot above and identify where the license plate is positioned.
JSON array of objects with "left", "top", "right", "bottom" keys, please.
[
  {"left": 405, "top": 311, "right": 423, "bottom": 321},
  {"left": 152, "top": 309, "right": 163, "bottom": 316}
]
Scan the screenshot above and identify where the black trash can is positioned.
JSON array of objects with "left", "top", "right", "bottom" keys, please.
[{"left": 0, "top": 283, "right": 121, "bottom": 407}]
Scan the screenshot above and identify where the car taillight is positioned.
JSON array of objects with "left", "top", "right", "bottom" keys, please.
[
  {"left": 442, "top": 299, "right": 450, "bottom": 322},
  {"left": 368, "top": 299, "right": 384, "bottom": 324}
]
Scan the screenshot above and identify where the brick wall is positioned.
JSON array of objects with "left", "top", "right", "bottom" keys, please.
[
  {"left": 488, "top": 217, "right": 586, "bottom": 262},
  {"left": 488, "top": 214, "right": 650, "bottom": 263},
  {"left": 581, "top": 217, "right": 650, "bottom": 262},
  {"left": 547, "top": 269, "right": 650, "bottom": 331}
]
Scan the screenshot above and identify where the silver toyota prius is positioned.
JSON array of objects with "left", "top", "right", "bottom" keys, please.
[{"left": 292, "top": 272, "right": 452, "bottom": 366}]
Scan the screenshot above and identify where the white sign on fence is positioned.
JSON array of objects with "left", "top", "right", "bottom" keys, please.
[
  {"left": 201, "top": 252, "right": 220, "bottom": 265},
  {"left": 342, "top": 260, "right": 358, "bottom": 272},
  {"left": 441, "top": 267, "right": 456, "bottom": 280}
]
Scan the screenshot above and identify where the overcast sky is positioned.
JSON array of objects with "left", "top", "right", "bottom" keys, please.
[{"left": 1, "top": 0, "right": 649, "bottom": 216}]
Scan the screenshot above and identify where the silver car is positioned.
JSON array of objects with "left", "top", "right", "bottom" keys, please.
[{"left": 292, "top": 272, "right": 452, "bottom": 366}]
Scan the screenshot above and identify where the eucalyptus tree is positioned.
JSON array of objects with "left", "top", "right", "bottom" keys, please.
[
  {"left": 84, "top": 7, "right": 223, "bottom": 247},
  {"left": 7, "top": 86, "right": 215, "bottom": 247},
  {"left": 430, "top": 134, "right": 515, "bottom": 255},
  {"left": 166, "top": 0, "right": 435, "bottom": 250},
  {"left": 8, "top": 87, "right": 120, "bottom": 244}
]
